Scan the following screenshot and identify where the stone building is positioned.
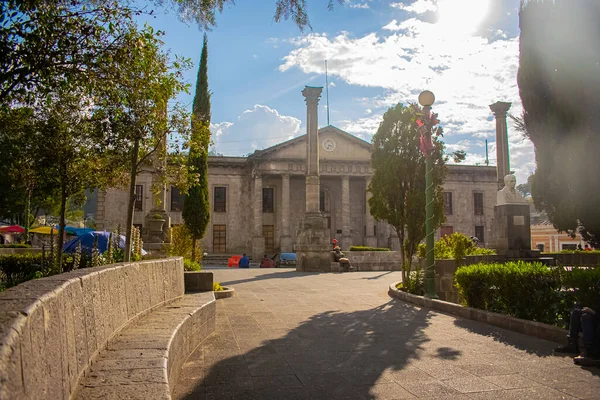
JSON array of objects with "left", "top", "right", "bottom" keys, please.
[{"left": 96, "top": 125, "right": 498, "bottom": 259}]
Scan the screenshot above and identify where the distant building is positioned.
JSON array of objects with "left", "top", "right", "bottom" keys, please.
[
  {"left": 531, "top": 220, "right": 592, "bottom": 252},
  {"left": 96, "top": 125, "right": 498, "bottom": 258}
]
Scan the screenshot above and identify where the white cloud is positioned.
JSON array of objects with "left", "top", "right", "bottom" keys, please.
[
  {"left": 350, "top": 2, "right": 370, "bottom": 9},
  {"left": 279, "top": 13, "right": 535, "bottom": 181},
  {"left": 391, "top": 0, "right": 438, "bottom": 14},
  {"left": 210, "top": 105, "right": 301, "bottom": 156},
  {"left": 329, "top": 81, "right": 336, "bottom": 87}
]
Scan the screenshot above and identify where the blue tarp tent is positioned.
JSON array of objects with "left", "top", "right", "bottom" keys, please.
[
  {"left": 63, "top": 231, "right": 147, "bottom": 256},
  {"left": 63, "top": 226, "right": 94, "bottom": 236}
]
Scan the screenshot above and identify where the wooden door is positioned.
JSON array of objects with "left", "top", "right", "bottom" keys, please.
[
  {"left": 212, "top": 225, "right": 226, "bottom": 253},
  {"left": 263, "top": 225, "right": 274, "bottom": 254}
]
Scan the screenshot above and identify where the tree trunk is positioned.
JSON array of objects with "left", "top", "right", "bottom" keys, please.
[
  {"left": 57, "top": 183, "right": 67, "bottom": 272},
  {"left": 124, "top": 137, "right": 140, "bottom": 262},
  {"left": 191, "top": 237, "right": 197, "bottom": 262},
  {"left": 396, "top": 228, "right": 406, "bottom": 282}
]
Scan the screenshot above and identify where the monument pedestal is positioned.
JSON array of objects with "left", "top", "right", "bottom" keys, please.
[
  {"left": 492, "top": 204, "right": 536, "bottom": 257},
  {"left": 294, "top": 212, "right": 332, "bottom": 272}
]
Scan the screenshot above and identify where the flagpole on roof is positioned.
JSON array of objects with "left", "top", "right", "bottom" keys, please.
[{"left": 325, "top": 60, "right": 330, "bottom": 126}]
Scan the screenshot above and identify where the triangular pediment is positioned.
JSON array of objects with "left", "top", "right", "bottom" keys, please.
[{"left": 249, "top": 125, "right": 372, "bottom": 162}]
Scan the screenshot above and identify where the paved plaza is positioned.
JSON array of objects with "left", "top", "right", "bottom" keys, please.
[{"left": 173, "top": 269, "right": 600, "bottom": 400}]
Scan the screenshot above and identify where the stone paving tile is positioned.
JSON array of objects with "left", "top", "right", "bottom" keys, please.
[{"left": 172, "top": 269, "right": 600, "bottom": 400}]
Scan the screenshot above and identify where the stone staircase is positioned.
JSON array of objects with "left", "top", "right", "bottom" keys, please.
[{"left": 202, "top": 253, "right": 253, "bottom": 265}]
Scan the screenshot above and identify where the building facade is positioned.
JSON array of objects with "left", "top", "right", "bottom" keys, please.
[{"left": 96, "top": 125, "right": 498, "bottom": 258}]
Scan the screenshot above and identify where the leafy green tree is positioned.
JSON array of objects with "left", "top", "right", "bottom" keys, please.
[
  {"left": 518, "top": 0, "right": 600, "bottom": 247},
  {"left": 97, "top": 26, "right": 192, "bottom": 261},
  {"left": 0, "top": 0, "right": 342, "bottom": 104},
  {"left": 368, "top": 103, "right": 447, "bottom": 281},
  {"left": 183, "top": 34, "right": 211, "bottom": 262}
]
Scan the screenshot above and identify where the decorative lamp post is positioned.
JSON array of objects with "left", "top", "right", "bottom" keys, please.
[{"left": 418, "top": 90, "right": 438, "bottom": 299}]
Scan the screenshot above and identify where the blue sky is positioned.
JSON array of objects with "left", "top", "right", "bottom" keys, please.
[{"left": 139, "top": 0, "right": 533, "bottom": 183}]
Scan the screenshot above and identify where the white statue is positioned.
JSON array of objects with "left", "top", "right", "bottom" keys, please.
[{"left": 497, "top": 174, "right": 527, "bottom": 205}]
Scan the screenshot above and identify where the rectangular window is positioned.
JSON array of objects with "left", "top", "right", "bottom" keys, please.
[
  {"left": 212, "top": 224, "right": 226, "bottom": 253},
  {"left": 263, "top": 225, "right": 274, "bottom": 253},
  {"left": 475, "top": 226, "right": 485, "bottom": 243},
  {"left": 170, "top": 186, "right": 184, "bottom": 212},
  {"left": 135, "top": 185, "right": 143, "bottom": 211},
  {"left": 440, "top": 226, "right": 453, "bottom": 237},
  {"left": 562, "top": 243, "right": 577, "bottom": 251},
  {"left": 443, "top": 192, "right": 453, "bottom": 215},
  {"left": 214, "top": 187, "right": 226, "bottom": 212},
  {"left": 262, "top": 188, "right": 274, "bottom": 213},
  {"left": 474, "top": 192, "right": 484, "bottom": 215}
]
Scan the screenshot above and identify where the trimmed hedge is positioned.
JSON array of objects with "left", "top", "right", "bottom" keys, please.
[
  {"left": 455, "top": 262, "right": 600, "bottom": 327},
  {"left": 0, "top": 244, "right": 32, "bottom": 248},
  {"left": 0, "top": 253, "right": 84, "bottom": 290},
  {"left": 348, "top": 246, "right": 391, "bottom": 252}
]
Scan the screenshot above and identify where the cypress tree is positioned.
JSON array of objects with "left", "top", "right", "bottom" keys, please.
[
  {"left": 518, "top": 0, "right": 600, "bottom": 246},
  {"left": 183, "top": 33, "right": 211, "bottom": 261}
]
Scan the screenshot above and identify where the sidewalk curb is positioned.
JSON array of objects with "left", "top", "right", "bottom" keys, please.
[{"left": 388, "top": 282, "right": 567, "bottom": 344}]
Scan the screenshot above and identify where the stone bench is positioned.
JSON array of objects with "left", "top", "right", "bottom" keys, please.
[
  {"left": 74, "top": 292, "right": 215, "bottom": 399},
  {"left": 0, "top": 257, "right": 205, "bottom": 399}
]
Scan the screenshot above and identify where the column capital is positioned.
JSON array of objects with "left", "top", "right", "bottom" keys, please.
[
  {"left": 489, "top": 101, "right": 511, "bottom": 117},
  {"left": 281, "top": 173, "right": 290, "bottom": 179},
  {"left": 302, "top": 86, "right": 323, "bottom": 105},
  {"left": 252, "top": 170, "right": 263, "bottom": 179}
]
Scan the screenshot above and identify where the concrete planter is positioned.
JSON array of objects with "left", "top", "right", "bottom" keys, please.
[
  {"left": 214, "top": 286, "right": 235, "bottom": 299},
  {"left": 148, "top": 218, "right": 165, "bottom": 233},
  {"left": 388, "top": 281, "right": 566, "bottom": 343},
  {"left": 345, "top": 250, "right": 402, "bottom": 271},
  {"left": 184, "top": 271, "right": 213, "bottom": 292}
]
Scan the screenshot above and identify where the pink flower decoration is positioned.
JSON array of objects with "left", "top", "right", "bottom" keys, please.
[{"left": 416, "top": 119, "right": 424, "bottom": 128}]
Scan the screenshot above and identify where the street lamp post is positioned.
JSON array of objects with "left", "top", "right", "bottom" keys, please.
[{"left": 418, "top": 90, "right": 438, "bottom": 299}]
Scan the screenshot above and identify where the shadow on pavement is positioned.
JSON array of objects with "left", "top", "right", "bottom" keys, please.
[
  {"left": 177, "top": 300, "right": 455, "bottom": 399},
  {"left": 216, "top": 270, "right": 321, "bottom": 287}
]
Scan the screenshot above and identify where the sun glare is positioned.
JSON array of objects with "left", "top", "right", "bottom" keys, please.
[{"left": 437, "top": 0, "right": 491, "bottom": 36}]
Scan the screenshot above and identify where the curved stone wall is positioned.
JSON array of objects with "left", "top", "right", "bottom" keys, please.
[{"left": 0, "top": 258, "right": 184, "bottom": 400}]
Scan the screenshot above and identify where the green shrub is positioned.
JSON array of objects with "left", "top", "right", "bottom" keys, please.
[
  {"left": 348, "top": 246, "right": 390, "bottom": 252},
  {"left": 455, "top": 261, "right": 564, "bottom": 325},
  {"left": 166, "top": 225, "right": 202, "bottom": 262},
  {"left": 0, "top": 243, "right": 32, "bottom": 248},
  {"left": 184, "top": 259, "right": 201, "bottom": 271},
  {"left": 0, "top": 253, "right": 88, "bottom": 289},
  {"left": 561, "top": 267, "right": 600, "bottom": 313},
  {"left": 396, "top": 269, "right": 424, "bottom": 295},
  {"left": 418, "top": 233, "right": 496, "bottom": 261},
  {"left": 213, "top": 282, "right": 224, "bottom": 291}
]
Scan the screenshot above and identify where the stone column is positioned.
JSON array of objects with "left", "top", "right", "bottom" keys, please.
[
  {"left": 489, "top": 101, "right": 512, "bottom": 190},
  {"left": 252, "top": 172, "right": 265, "bottom": 260},
  {"left": 144, "top": 130, "right": 171, "bottom": 245},
  {"left": 280, "top": 173, "right": 292, "bottom": 252},
  {"left": 341, "top": 175, "right": 352, "bottom": 250},
  {"left": 294, "top": 85, "right": 331, "bottom": 272},
  {"left": 364, "top": 176, "right": 377, "bottom": 247},
  {"left": 303, "top": 86, "right": 323, "bottom": 214}
]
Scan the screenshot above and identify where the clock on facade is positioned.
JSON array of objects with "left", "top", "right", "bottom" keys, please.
[{"left": 322, "top": 138, "right": 336, "bottom": 152}]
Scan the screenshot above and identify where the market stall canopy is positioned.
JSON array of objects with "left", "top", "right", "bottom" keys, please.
[
  {"left": 63, "top": 231, "right": 147, "bottom": 256},
  {"left": 29, "top": 226, "right": 59, "bottom": 235},
  {"left": 0, "top": 225, "right": 24, "bottom": 233}
]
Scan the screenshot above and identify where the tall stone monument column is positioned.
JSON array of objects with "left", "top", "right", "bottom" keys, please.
[
  {"left": 252, "top": 172, "right": 264, "bottom": 260},
  {"left": 364, "top": 176, "right": 377, "bottom": 247},
  {"left": 341, "top": 175, "right": 352, "bottom": 250},
  {"left": 489, "top": 101, "right": 512, "bottom": 189},
  {"left": 294, "top": 86, "right": 332, "bottom": 272},
  {"left": 280, "top": 174, "right": 292, "bottom": 252},
  {"left": 143, "top": 133, "right": 171, "bottom": 247}
]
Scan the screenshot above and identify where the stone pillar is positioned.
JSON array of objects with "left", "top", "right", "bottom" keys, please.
[
  {"left": 364, "top": 176, "right": 377, "bottom": 247},
  {"left": 252, "top": 172, "right": 265, "bottom": 260},
  {"left": 280, "top": 173, "right": 293, "bottom": 252},
  {"left": 303, "top": 86, "right": 322, "bottom": 214},
  {"left": 294, "top": 86, "right": 332, "bottom": 272},
  {"left": 341, "top": 175, "right": 352, "bottom": 250},
  {"left": 143, "top": 132, "right": 171, "bottom": 246},
  {"left": 489, "top": 101, "right": 512, "bottom": 190}
]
